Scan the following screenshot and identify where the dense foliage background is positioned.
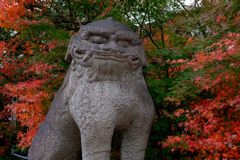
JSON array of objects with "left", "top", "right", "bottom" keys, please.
[{"left": 0, "top": 0, "right": 239, "bottom": 159}]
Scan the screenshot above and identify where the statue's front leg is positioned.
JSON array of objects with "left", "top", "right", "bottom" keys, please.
[
  {"left": 120, "top": 102, "right": 155, "bottom": 160},
  {"left": 80, "top": 120, "right": 114, "bottom": 160},
  {"left": 69, "top": 98, "right": 115, "bottom": 160},
  {"left": 28, "top": 115, "right": 82, "bottom": 160}
]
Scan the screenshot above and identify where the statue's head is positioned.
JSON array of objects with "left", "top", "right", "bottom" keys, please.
[{"left": 65, "top": 17, "right": 148, "bottom": 82}]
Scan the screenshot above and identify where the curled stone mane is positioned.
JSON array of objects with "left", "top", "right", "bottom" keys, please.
[{"left": 79, "top": 17, "right": 135, "bottom": 36}]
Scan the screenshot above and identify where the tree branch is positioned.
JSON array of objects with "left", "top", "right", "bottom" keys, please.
[
  {"left": 52, "top": 0, "right": 69, "bottom": 17},
  {"left": 0, "top": 72, "right": 15, "bottom": 83},
  {"left": 127, "top": 8, "right": 159, "bottom": 49},
  {"left": 176, "top": 0, "right": 207, "bottom": 37},
  {"left": 154, "top": 19, "right": 166, "bottom": 48},
  {"left": 67, "top": 0, "right": 79, "bottom": 30}
]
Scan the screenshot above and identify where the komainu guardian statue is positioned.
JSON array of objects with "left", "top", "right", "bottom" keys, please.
[{"left": 28, "top": 17, "right": 155, "bottom": 160}]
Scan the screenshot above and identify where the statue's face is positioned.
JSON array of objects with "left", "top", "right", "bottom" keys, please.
[{"left": 66, "top": 18, "right": 147, "bottom": 82}]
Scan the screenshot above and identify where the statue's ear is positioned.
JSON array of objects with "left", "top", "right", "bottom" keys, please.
[
  {"left": 139, "top": 42, "right": 149, "bottom": 68},
  {"left": 65, "top": 35, "right": 80, "bottom": 64}
]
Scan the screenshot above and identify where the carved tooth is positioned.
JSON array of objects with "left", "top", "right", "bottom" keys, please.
[
  {"left": 71, "top": 60, "right": 77, "bottom": 71},
  {"left": 127, "top": 56, "right": 133, "bottom": 67},
  {"left": 76, "top": 65, "right": 84, "bottom": 78},
  {"left": 83, "top": 54, "right": 91, "bottom": 62}
]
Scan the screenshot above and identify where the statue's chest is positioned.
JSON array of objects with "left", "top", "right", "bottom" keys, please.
[
  {"left": 70, "top": 81, "right": 139, "bottom": 109},
  {"left": 68, "top": 81, "right": 142, "bottom": 126}
]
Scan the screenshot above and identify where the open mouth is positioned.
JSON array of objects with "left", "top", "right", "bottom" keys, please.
[
  {"left": 93, "top": 53, "right": 128, "bottom": 62},
  {"left": 73, "top": 48, "right": 132, "bottom": 62}
]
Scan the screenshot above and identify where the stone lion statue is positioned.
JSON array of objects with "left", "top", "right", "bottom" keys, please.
[{"left": 28, "top": 17, "right": 155, "bottom": 160}]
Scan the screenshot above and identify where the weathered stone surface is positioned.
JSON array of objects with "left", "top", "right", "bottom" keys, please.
[{"left": 28, "top": 17, "right": 155, "bottom": 160}]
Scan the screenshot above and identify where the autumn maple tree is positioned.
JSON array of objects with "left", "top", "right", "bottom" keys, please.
[
  {"left": 132, "top": 0, "right": 239, "bottom": 159},
  {"left": 108, "top": 0, "right": 240, "bottom": 159},
  {"left": 0, "top": 0, "right": 113, "bottom": 156}
]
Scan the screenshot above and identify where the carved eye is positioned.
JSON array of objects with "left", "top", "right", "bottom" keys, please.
[
  {"left": 91, "top": 36, "right": 109, "bottom": 44},
  {"left": 131, "top": 36, "right": 141, "bottom": 46},
  {"left": 117, "top": 40, "right": 129, "bottom": 48},
  {"left": 80, "top": 30, "right": 89, "bottom": 40}
]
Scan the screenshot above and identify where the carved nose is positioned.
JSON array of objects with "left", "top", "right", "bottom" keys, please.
[{"left": 100, "top": 41, "right": 125, "bottom": 53}]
